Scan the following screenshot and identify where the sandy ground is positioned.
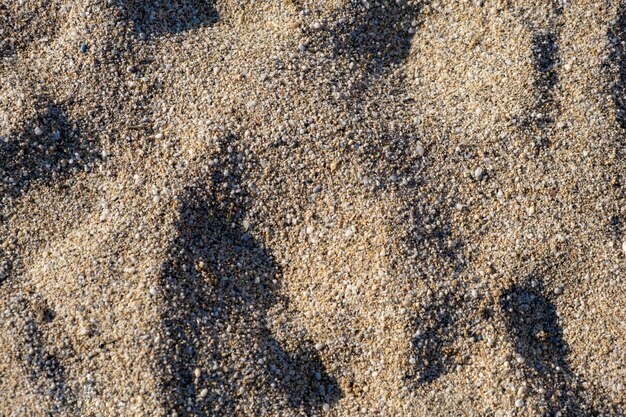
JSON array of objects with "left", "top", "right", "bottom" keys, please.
[{"left": 0, "top": 0, "right": 625, "bottom": 416}]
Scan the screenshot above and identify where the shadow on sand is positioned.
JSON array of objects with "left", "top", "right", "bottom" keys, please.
[{"left": 157, "top": 139, "right": 342, "bottom": 415}]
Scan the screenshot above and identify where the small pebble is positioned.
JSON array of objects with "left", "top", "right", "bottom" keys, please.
[
  {"left": 622, "top": 241, "right": 626, "bottom": 255},
  {"left": 554, "top": 286, "right": 563, "bottom": 295},
  {"left": 34, "top": 126, "right": 43, "bottom": 136},
  {"left": 194, "top": 368, "right": 202, "bottom": 378},
  {"left": 416, "top": 144, "right": 425, "bottom": 157},
  {"left": 80, "top": 43, "right": 88, "bottom": 53},
  {"left": 322, "top": 403, "right": 330, "bottom": 412},
  {"left": 149, "top": 288, "right": 158, "bottom": 296},
  {"left": 474, "top": 167, "right": 484, "bottom": 180},
  {"left": 515, "top": 399, "right": 525, "bottom": 408},
  {"left": 199, "top": 388, "right": 208, "bottom": 398}
]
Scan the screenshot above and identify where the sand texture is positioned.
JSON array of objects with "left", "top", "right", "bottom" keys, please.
[{"left": 1, "top": 0, "right": 625, "bottom": 416}]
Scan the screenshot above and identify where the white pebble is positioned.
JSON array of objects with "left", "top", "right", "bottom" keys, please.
[
  {"left": 99, "top": 208, "right": 110, "bottom": 221},
  {"left": 554, "top": 286, "right": 563, "bottom": 295},
  {"left": 622, "top": 241, "right": 626, "bottom": 255},
  {"left": 242, "top": 219, "right": 251, "bottom": 230},
  {"left": 149, "top": 288, "right": 158, "bottom": 296},
  {"left": 344, "top": 227, "right": 355, "bottom": 238},
  {"left": 515, "top": 399, "right": 525, "bottom": 408},
  {"left": 194, "top": 368, "right": 202, "bottom": 378},
  {"left": 155, "top": 132, "right": 164, "bottom": 139},
  {"left": 474, "top": 167, "right": 484, "bottom": 180},
  {"left": 199, "top": 388, "right": 208, "bottom": 398},
  {"left": 312, "top": 22, "right": 321, "bottom": 30},
  {"left": 322, "top": 403, "right": 330, "bottom": 412},
  {"left": 416, "top": 144, "right": 425, "bottom": 157},
  {"left": 34, "top": 126, "right": 43, "bottom": 136},
  {"left": 315, "top": 342, "right": 325, "bottom": 350}
]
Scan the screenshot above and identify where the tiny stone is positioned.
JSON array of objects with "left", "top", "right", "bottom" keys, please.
[
  {"left": 322, "top": 403, "right": 330, "bottom": 412},
  {"left": 298, "top": 44, "right": 306, "bottom": 52},
  {"left": 194, "top": 368, "right": 201, "bottom": 378},
  {"left": 554, "top": 286, "right": 563, "bottom": 295},
  {"left": 416, "top": 144, "right": 425, "bottom": 157},
  {"left": 149, "top": 288, "right": 158, "bottom": 296},
  {"left": 80, "top": 43, "right": 88, "bottom": 53},
  {"left": 515, "top": 399, "right": 525, "bottom": 408},
  {"left": 52, "top": 130, "right": 61, "bottom": 141},
  {"left": 474, "top": 167, "right": 484, "bottom": 180},
  {"left": 34, "top": 126, "right": 43, "bottom": 136},
  {"left": 199, "top": 388, "right": 208, "bottom": 398},
  {"left": 242, "top": 219, "right": 251, "bottom": 230},
  {"left": 155, "top": 133, "right": 164, "bottom": 139},
  {"left": 622, "top": 241, "right": 626, "bottom": 255},
  {"left": 315, "top": 342, "right": 325, "bottom": 350}
]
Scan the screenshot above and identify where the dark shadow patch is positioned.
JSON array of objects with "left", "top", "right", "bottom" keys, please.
[
  {"left": 13, "top": 297, "right": 75, "bottom": 415},
  {"left": 409, "top": 290, "right": 478, "bottom": 386},
  {"left": 0, "top": 250, "right": 14, "bottom": 286},
  {"left": 117, "top": 0, "right": 218, "bottom": 37},
  {"left": 157, "top": 138, "right": 342, "bottom": 415},
  {"left": 0, "top": 98, "right": 98, "bottom": 198},
  {"left": 316, "top": 0, "right": 429, "bottom": 74},
  {"left": 608, "top": 5, "right": 626, "bottom": 130},
  {"left": 524, "top": 31, "right": 560, "bottom": 150},
  {"left": 0, "top": 0, "right": 61, "bottom": 59},
  {"left": 500, "top": 278, "right": 584, "bottom": 415}
]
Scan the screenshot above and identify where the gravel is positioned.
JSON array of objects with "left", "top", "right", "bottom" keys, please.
[{"left": 0, "top": 0, "right": 625, "bottom": 416}]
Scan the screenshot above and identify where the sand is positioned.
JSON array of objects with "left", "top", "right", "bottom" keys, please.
[{"left": 0, "top": 0, "right": 625, "bottom": 416}]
